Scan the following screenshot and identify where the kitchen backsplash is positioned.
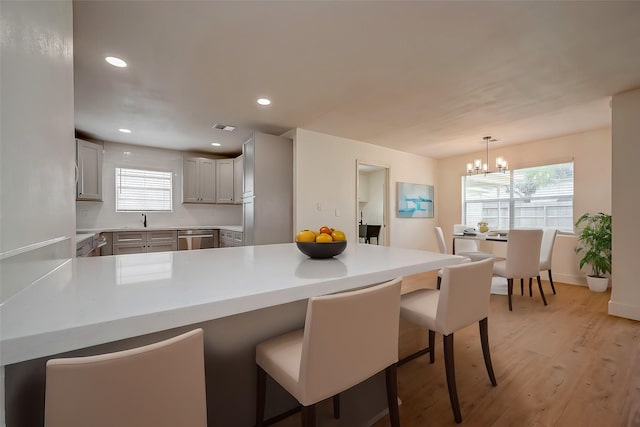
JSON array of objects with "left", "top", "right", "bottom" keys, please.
[{"left": 76, "top": 141, "right": 242, "bottom": 229}]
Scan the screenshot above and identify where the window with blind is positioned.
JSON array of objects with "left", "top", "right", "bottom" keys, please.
[
  {"left": 463, "top": 162, "right": 574, "bottom": 232},
  {"left": 115, "top": 168, "right": 173, "bottom": 212}
]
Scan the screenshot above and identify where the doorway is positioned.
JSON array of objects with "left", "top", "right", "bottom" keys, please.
[{"left": 356, "top": 161, "right": 390, "bottom": 246}]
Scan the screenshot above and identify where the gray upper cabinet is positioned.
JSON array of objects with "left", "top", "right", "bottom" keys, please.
[
  {"left": 242, "top": 137, "right": 255, "bottom": 198},
  {"left": 233, "top": 155, "right": 243, "bottom": 205},
  {"left": 241, "top": 132, "right": 292, "bottom": 246},
  {"left": 76, "top": 139, "right": 103, "bottom": 201},
  {"left": 215, "top": 158, "right": 234, "bottom": 203},
  {"left": 182, "top": 156, "right": 216, "bottom": 203}
]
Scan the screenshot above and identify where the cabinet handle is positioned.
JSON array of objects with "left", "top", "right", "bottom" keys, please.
[
  {"left": 80, "top": 162, "right": 84, "bottom": 195},
  {"left": 74, "top": 163, "right": 79, "bottom": 186}
]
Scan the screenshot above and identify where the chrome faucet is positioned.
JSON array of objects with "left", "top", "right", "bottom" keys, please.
[{"left": 141, "top": 213, "right": 147, "bottom": 228}]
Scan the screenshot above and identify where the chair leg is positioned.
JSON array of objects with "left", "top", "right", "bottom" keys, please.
[
  {"left": 520, "top": 278, "right": 524, "bottom": 295},
  {"left": 507, "top": 278, "right": 513, "bottom": 311},
  {"left": 479, "top": 318, "right": 497, "bottom": 387},
  {"left": 256, "top": 365, "right": 267, "bottom": 427},
  {"left": 537, "top": 276, "right": 548, "bottom": 306},
  {"left": 301, "top": 404, "right": 316, "bottom": 427},
  {"left": 385, "top": 364, "right": 401, "bottom": 427},
  {"left": 529, "top": 277, "right": 533, "bottom": 297},
  {"left": 548, "top": 269, "right": 556, "bottom": 294},
  {"left": 428, "top": 330, "right": 436, "bottom": 363},
  {"left": 443, "top": 333, "right": 462, "bottom": 423},
  {"left": 332, "top": 394, "right": 340, "bottom": 419}
]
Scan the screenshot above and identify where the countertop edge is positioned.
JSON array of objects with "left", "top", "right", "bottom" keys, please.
[{"left": 77, "top": 225, "right": 243, "bottom": 233}]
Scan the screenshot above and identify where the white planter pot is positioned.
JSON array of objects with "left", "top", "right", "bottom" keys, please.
[{"left": 586, "top": 276, "right": 609, "bottom": 292}]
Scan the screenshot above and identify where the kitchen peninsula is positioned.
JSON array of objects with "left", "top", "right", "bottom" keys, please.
[{"left": 2, "top": 243, "right": 462, "bottom": 426}]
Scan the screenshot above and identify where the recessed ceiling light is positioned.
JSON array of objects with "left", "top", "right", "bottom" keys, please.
[
  {"left": 105, "top": 56, "right": 127, "bottom": 68},
  {"left": 211, "top": 142, "right": 221, "bottom": 147},
  {"left": 118, "top": 128, "right": 132, "bottom": 133},
  {"left": 257, "top": 98, "right": 271, "bottom": 106}
]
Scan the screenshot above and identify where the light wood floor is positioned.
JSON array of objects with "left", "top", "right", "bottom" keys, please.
[{"left": 273, "top": 271, "right": 640, "bottom": 427}]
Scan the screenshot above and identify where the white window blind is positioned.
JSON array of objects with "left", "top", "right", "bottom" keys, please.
[
  {"left": 115, "top": 168, "right": 173, "bottom": 212},
  {"left": 463, "top": 162, "right": 574, "bottom": 232}
]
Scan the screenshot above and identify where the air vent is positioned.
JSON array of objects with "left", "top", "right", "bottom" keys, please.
[{"left": 213, "top": 124, "right": 236, "bottom": 132}]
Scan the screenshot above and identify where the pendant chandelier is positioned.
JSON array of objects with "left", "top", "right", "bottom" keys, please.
[{"left": 466, "top": 136, "right": 508, "bottom": 175}]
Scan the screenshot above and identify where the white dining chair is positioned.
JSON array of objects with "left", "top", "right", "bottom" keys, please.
[
  {"left": 434, "top": 227, "right": 471, "bottom": 289},
  {"left": 255, "top": 278, "right": 402, "bottom": 427},
  {"left": 399, "top": 258, "right": 497, "bottom": 424},
  {"left": 436, "top": 226, "right": 494, "bottom": 261},
  {"left": 492, "top": 229, "right": 546, "bottom": 311},
  {"left": 539, "top": 227, "right": 558, "bottom": 295},
  {"left": 44, "top": 328, "right": 207, "bottom": 427}
]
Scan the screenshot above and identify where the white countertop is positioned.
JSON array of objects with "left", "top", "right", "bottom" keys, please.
[
  {"left": 77, "top": 225, "right": 243, "bottom": 233},
  {"left": 0, "top": 243, "right": 462, "bottom": 366},
  {"left": 75, "top": 233, "right": 96, "bottom": 245}
]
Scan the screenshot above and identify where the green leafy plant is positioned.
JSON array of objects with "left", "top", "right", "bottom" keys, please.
[{"left": 575, "top": 212, "right": 612, "bottom": 278}]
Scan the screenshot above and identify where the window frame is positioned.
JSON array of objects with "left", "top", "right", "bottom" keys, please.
[
  {"left": 462, "top": 161, "right": 574, "bottom": 231},
  {"left": 115, "top": 166, "right": 174, "bottom": 212}
]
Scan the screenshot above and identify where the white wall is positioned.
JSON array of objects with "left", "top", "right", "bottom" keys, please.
[
  {"left": 437, "top": 127, "right": 612, "bottom": 286},
  {"left": 0, "top": 0, "right": 75, "bottom": 254},
  {"left": 294, "top": 129, "right": 438, "bottom": 251},
  {"left": 610, "top": 88, "right": 640, "bottom": 321},
  {"left": 362, "top": 169, "right": 385, "bottom": 225},
  {"left": 0, "top": 1, "right": 75, "bottom": 424},
  {"left": 76, "top": 142, "right": 242, "bottom": 229}
]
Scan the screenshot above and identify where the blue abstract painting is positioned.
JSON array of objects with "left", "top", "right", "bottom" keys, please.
[{"left": 397, "top": 182, "right": 434, "bottom": 218}]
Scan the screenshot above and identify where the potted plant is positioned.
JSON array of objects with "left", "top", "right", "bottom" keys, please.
[{"left": 575, "top": 212, "right": 612, "bottom": 292}]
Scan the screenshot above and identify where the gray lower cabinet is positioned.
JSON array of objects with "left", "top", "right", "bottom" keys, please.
[
  {"left": 112, "top": 230, "right": 177, "bottom": 254},
  {"left": 219, "top": 229, "right": 243, "bottom": 248}
]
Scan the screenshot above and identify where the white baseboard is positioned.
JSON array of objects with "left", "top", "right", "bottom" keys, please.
[
  {"left": 552, "top": 272, "right": 587, "bottom": 287},
  {"left": 608, "top": 300, "right": 640, "bottom": 321}
]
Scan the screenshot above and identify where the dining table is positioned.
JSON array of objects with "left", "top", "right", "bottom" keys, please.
[{"left": 451, "top": 231, "right": 508, "bottom": 255}]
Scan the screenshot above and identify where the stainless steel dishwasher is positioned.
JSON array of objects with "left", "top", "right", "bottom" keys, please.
[{"left": 177, "top": 229, "right": 219, "bottom": 250}]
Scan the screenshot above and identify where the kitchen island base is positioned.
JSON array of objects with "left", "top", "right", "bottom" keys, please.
[{"left": 5, "top": 299, "right": 391, "bottom": 427}]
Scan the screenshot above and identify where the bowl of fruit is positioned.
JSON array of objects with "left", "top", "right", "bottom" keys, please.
[{"left": 295, "top": 225, "right": 347, "bottom": 259}]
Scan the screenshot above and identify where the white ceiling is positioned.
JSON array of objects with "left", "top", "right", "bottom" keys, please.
[{"left": 73, "top": 1, "right": 640, "bottom": 158}]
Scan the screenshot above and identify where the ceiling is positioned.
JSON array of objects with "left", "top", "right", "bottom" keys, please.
[{"left": 73, "top": 1, "right": 640, "bottom": 159}]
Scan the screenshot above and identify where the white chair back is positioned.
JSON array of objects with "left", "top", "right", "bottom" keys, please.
[
  {"left": 505, "top": 229, "right": 543, "bottom": 279},
  {"left": 436, "top": 258, "right": 494, "bottom": 335},
  {"left": 299, "top": 278, "right": 402, "bottom": 405},
  {"left": 435, "top": 227, "right": 447, "bottom": 254},
  {"left": 540, "top": 228, "right": 558, "bottom": 270},
  {"left": 45, "top": 329, "right": 207, "bottom": 427}
]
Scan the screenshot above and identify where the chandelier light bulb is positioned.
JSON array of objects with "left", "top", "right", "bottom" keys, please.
[{"left": 466, "top": 136, "right": 508, "bottom": 175}]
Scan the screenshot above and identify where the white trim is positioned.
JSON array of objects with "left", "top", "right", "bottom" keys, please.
[
  {"left": 0, "top": 237, "right": 70, "bottom": 261},
  {"left": 608, "top": 300, "right": 640, "bottom": 321}
]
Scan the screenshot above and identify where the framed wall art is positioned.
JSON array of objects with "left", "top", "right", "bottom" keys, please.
[{"left": 397, "top": 182, "right": 434, "bottom": 218}]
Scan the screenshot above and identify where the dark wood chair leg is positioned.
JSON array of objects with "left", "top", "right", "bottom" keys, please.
[
  {"left": 385, "top": 364, "right": 401, "bottom": 427},
  {"left": 529, "top": 277, "right": 533, "bottom": 297},
  {"left": 332, "top": 394, "right": 340, "bottom": 419},
  {"left": 537, "top": 276, "right": 548, "bottom": 306},
  {"left": 437, "top": 275, "right": 442, "bottom": 290},
  {"left": 520, "top": 278, "right": 524, "bottom": 295},
  {"left": 443, "top": 333, "right": 462, "bottom": 423},
  {"left": 479, "top": 318, "right": 497, "bottom": 386},
  {"left": 301, "top": 404, "right": 316, "bottom": 427},
  {"left": 428, "top": 330, "right": 436, "bottom": 363},
  {"left": 548, "top": 269, "right": 556, "bottom": 294},
  {"left": 256, "top": 365, "right": 267, "bottom": 427},
  {"left": 507, "top": 278, "right": 513, "bottom": 311}
]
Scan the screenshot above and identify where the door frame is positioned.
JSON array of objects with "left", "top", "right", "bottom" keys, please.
[{"left": 356, "top": 160, "right": 390, "bottom": 246}]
